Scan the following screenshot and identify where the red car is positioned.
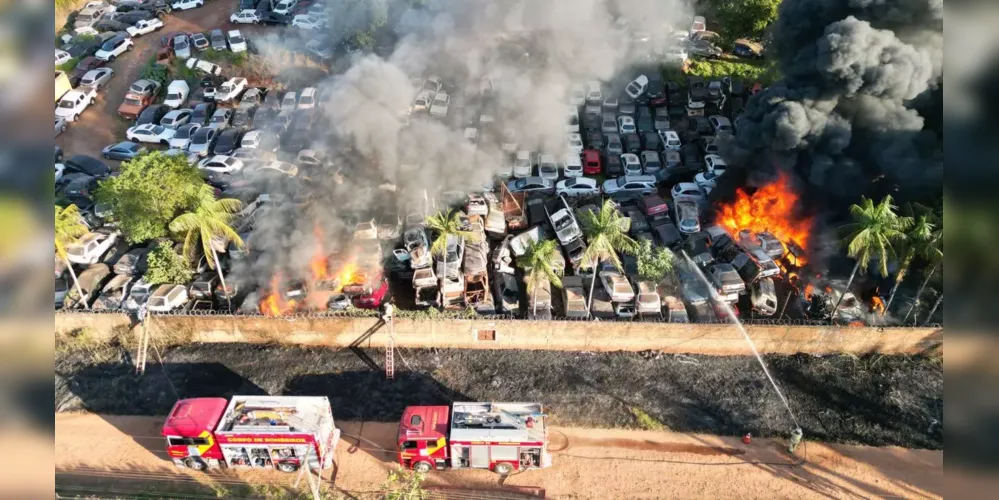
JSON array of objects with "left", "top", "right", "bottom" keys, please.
[
  {"left": 582, "top": 149, "right": 602, "bottom": 175},
  {"left": 354, "top": 279, "right": 389, "bottom": 309}
]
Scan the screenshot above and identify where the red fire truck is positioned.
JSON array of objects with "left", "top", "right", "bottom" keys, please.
[
  {"left": 397, "top": 402, "right": 553, "bottom": 475},
  {"left": 161, "top": 395, "right": 340, "bottom": 473}
]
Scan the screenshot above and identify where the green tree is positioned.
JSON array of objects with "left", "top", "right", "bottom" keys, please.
[
  {"left": 884, "top": 203, "right": 941, "bottom": 315},
  {"left": 95, "top": 151, "right": 203, "bottom": 244},
  {"left": 634, "top": 239, "right": 676, "bottom": 283},
  {"left": 425, "top": 210, "right": 480, "bottom": 283},
  {"left": 55, "top": 204, "right": 89, "bottom": 309},
  {"left": 700, "top": 0, "right": 780, "bottom": 44},
  {"left": 382, "top": 467, "right": 427, "bottom": 500},
  {"left": 833, "top": 195, "right": 912, "bottom": 319},
  {"left": 143, "top": 241, "right": 193, "bottom": 285},
  {"left": 517, "top": 238, "right": 564, "bottom": 316},
  {"left": 902, "top": 205, "right": 943, "bottom": 324},
  {"left": 169, "top": 184, "right": 244, "bottom": 308},
  {"left": 579, "top": 200, "right": 637, "bottom": 317}
]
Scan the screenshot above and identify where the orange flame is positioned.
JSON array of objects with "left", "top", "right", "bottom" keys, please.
[
  {"left": 803, "top": 283, "right": 815, "bottom": 299},
  {"left": 258, "top": 274, "right": 298, "bottom": 316},
  {"left": 716, "top": 174, "right": 813, "bottom": 266},
  {"left": 848, "top": 321, "right": 864, "bottom": 327},
  {"left": 870, "top": 296, "right": 885, "bottom": 314}
]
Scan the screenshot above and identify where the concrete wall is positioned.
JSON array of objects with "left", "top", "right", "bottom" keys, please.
[{"left": 55, "top": 313, "right": 943, "bottom": 356}]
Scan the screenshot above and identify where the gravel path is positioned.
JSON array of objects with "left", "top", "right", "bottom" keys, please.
[{"left": 55, "top": 344, "right": 942, "bottom": 449}]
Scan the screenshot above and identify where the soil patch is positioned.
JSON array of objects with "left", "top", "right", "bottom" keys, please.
[{"left": 55, "top": 343, "right": 942, "bottom": 449}]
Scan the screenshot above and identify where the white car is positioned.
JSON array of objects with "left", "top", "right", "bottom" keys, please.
[
  {"left": 126, "top": 124, "right": 177, "bottom": 144},
  {"left": 618, "top": 115, "right": 636, "bottom": 135},
  {"left": 230, "top": 10, "right": 261, "bottom": 24},
  {"left": 600, "top": 267, "right": 635, "bottom": 302},
  {"left": 566, "top": 133, "right": 584, "bottom": 154},
  {"left": 292, "top": 14, "right": 325, "bottom": 30},
  {"left": 56, "top": 49, "right": 71, "bottom": 66},
  {"left": 671, "top": 181, "right": 706, "bottom": 202},
  {"left": 412, "top": 89, "right": 433, "bottom": 112},
  {"left": 185, "top": 58, "right": 222, "bottom": 76},
  {"left": 297, "top": 87, "right": 317, "bottom": 109},
  {"left": 55, "top": 88, "right": 97, "bottom": 122},
  {"left": 675, "top": 199, "right": 701, "bottom": 234},
  {"left": 79, "top": 68, "right": 114, "bottom": 89},
  {"left": 126, "top": 18, "right": 164, "bottom": 37},
  {"left": 569, "top": 84, "right": 585, "bottom": 106},
  {"left": 159, "top": 109, "right": 192, "bottom": 129},
  {"left": 163, "top": 80, "right": 190, "bottom": 108},
  {"left": 94, "top": 35, "right": 133, "bottom": 61},
  {"left": 215, "top": 77, "right": 247, "bottom": 102},
  {"left": 538, "top": 153, "right": 559, "bottom": 181},
  {"left": 429, "top": 92, "right": 450, "bottom": 118},
  {"left": 513, "top": 150, "right": 532, "bottom": 178},
  {"left": 272, "top": 0, "right": 297, "bottom": 15},
  {"left": 624, "top": 75, "right": 649, "bottom": 99},
  {"left": 198, "top": 155, "right": 244, "bottom": 173},
  {"left": 664, "top": 47, "right": 688, "bottom": 64},
  {"left": 704, "top": 154, "right": 728, "bottom": 174},
  {"left": 280, "top": 91, "right": 297, "bottom": 110},
  {"left": 557, "top": 177, "right": 600, "bottom": 197},
  {"left": 586, "top": 81, "right": 602, "bottom": 102},
  {"left": 695, "top": 169, "right": 725, "bottom": 194},
  {"left": 564, "top": 153, "right": 583, "bottom": 177},
  {"left": 658, "top": 129, "right": 682, "bottom": 150},
  {"left": 708, "top": 115, "right": 733, "bottom": 135},
  {"left": 66, "top": 230, "right": 119, "bottom": 265},
  {"left": 227, "top": 30, "right": 247, "bottom": 53},
  {"left": 55, "top": 163, "right": 65, "bottom": 181},
  {"left": 169, "top": 123, "right": 201, "bottom": 149},
  {"left": 621, "top": 153, "right": 642, "bottom": 176},
  {"left": 602, "top": 175, "right": 657, "bottom": 195},
  {"left": 146, "top": 284, "right": 189, "bottom": 313},
  {"left": 171, "top": 0, "right": 204, "bottom": 11}
]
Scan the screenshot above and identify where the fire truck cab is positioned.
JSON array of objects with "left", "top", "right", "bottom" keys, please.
[
  {"left": 162, "top": 396, "right": 340, "bottom": 474},
  {"left": 398, "top": 402, "right": 552, "bottom": 475}
]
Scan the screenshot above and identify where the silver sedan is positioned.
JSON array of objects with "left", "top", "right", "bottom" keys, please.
[{"left": 79, "top": 67, "right": 114, "bottom": 89}]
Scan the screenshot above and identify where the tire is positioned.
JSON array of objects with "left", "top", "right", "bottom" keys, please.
[
  {"left": 493, "top": 462, "right": 513, "bottom": 475},
  {"left": 184, "top": 457, "right": 207, "bottom": 471},
  {"left": 71, "top": 114, "right": 78, "bottom": 122},
  {"left": 160, "top": 139, "right": 169, "bottom": 145},
  {"left": 90, "top": 98, "right": 96, "bottom": 105},
  {"left": 61, "top": 124, "right": 67, "bottom": 133},
  {"left": 413, "top": 461, "right": 432, "bottom": 473},
  {"left": 276, "top": 462, "right": 298, "bottom": 473}
]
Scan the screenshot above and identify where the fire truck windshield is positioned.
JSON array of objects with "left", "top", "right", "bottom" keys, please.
[{"left": 167, "top": 436, "right": 209, "bottom": 446}]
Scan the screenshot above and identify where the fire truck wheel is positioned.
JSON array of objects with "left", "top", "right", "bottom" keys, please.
[
  {"left": 493, "top": 463, "right": 513, "bottom": 475},
  {"left": 413, "top": 461, "right": 432, "bottom": 473},
  {"left": 277, "top": 462, "right": 299, "bottom": 473},
  {"left": 184, "top": 458, "right": 207, "bottom": 471}
]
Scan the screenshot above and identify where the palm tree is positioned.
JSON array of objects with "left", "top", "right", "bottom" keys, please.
[
  {"left": 883, "top": 203, "right": 941, "bottom": 315},
  {"left": 579, "top": 199, "right": 637, "bottom": 317},
  {"left": 517, "top": 238, "right": 564, "bottom": 316},
  {"left": 923, "top": 290, "right": 943, "bottom": 325},
  {"left": 169, "top": 184, "right": 244, "bottom": 309},
  {"left": 55, "top": 204, "right": 90, "bottom": 309},
  {"left": 833, "top": 195, "right": 912, "bottom": 319},
  {"left": 902, "top": 206, "right": 943, "bottom": 324},
  {"left": 425, "top": 210, "right": 480, "bottom": 284}
]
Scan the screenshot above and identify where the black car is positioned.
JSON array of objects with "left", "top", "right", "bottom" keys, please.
[
  {"left": 647, "top": 75, "right": 666, "bottom": 107},
  {"left": 581, "top": 112, "right": 600, "bottom": 131},
  {"left": 605, "top": 154, "right": 623, "bottom": 177},
  {"left": 284, "top": 127, "right": 312, "bottom": 152},
  {"left": 64, "top": 155, "right": 111, "bottom": 177},
  {"left": 641, "top": 132, "right": 661, "bottom": 152},
  {"left": 113, "top": 10, "right": 154, "bottom": 25},
  {"left": 730, "top": 97, "right": 745, "bottom": 116},
  {"left": 636, "top": 114, "right": 654, "bottom": 133},
  {"left": 191, "top": 102, "right": 217, "bottom": 125},
  {"left": 692, "top": 116, "right": 712, "bottom": 136},
  {"left": 729, "top": 80, "right": 746, "bottom": 98},
  {"left": 258, "top": 11, "right": 292, "bottom": 25},
  {"left": 231, "top": 107, "right": 255, "bottom": 129},
  {"left": 212, "top": 129, "right": 245, "bottom": 156},
  {"left": 102, "top": 141, "right": 145, "bottom": 161},
  {"left": 585, "top": 129, "right": 604, "bottom": 149},
  {"left": 61, "top": 38, "right": 101, "bottom": 59},
  {"left": 59, "top": 174, "right": 99, "bottom": 201},
  {"left": 92, "top": 19, "right": 131, "bottom": 33},
  {"left": 70, "top": 57, "right": 105, "bottom": 86},
  {"left": 190, "top": 32, "right": 209, "bottom": 51},
  {"left": 252, "top": 107, "right": 277, "bottom": 128},
  {"left": 136, "top": 104, "right": 169, "bottom": 126},
  {"left": 624, "top": 133, "right": 641, "bottom": 154}
]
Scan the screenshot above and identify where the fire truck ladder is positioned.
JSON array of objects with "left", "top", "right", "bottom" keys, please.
[
  {"left": 385, "top": 319, "right": 395, "bottom": 380},
  {"left": 135, "top": 315, "right": 151, "bottom": 375}
]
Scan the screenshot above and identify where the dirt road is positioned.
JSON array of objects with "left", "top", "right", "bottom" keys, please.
[{"left": 55, "top": 412, "right": 942, "bottom": 499}]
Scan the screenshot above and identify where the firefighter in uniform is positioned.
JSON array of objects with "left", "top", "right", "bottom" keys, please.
[
  {"left": 381, "top": 301, "right": 394, "bottom": 323},
  {"left": 788, "top": 427, "right": 803, "bottom": 454}
]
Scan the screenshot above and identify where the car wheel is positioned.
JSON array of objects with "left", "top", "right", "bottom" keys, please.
[
  {"left": 160, "top": 140, "right": 169, "bottom": 146},
  {"left": 413, "top": 461, "right": 432, "bottom": 473},
  {"left": 71, "top": 114, "right": 78, "bottom": 122},
  {"left": 493, "top": 462, "right": 513, "bottom": 475},
  {"left": 61, "top": 124, "right": 67, "bottom": 133},
  {"left": 90, "top": 98, "right": 96, "bottom": 105},
  {"left": 130, "top": 137, "right": 139, "bottom": 143}
]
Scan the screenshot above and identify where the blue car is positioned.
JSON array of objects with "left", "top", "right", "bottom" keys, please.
[{"left": 102, "top": 141, "right": 146, "bottom": 161}]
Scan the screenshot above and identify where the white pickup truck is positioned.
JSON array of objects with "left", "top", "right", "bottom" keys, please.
[{"left": 55, "top": 86, "right": 97, "bottom": 122}]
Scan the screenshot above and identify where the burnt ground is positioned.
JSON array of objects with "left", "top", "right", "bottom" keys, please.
[{"left": 55, "top": 344, "right": 942, "bottom": 449}]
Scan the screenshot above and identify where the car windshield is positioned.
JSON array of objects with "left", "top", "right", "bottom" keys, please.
[
  {"left": 210, "top": 113, "right": 225, "bottom": 123},
  {"left": 176, "top": 127, "right": 193, "bottom": 138},
  {"left": 175, "top": 38, "right": 188, "bottom": 49},
  {"left": 300, "top": 95, "right": 314, "bottom": 104},
  {"left": 433, "top": 98, "right": 447, "bottom": 106},
  {"left": 166, "top": 92, "right": 182, "bottom": 100},
  {"left": 230, "top": 35, "right": 244, "bottom": 43},
  {"left": 58, "top": 99, "right": 75, "bottom": 109}
]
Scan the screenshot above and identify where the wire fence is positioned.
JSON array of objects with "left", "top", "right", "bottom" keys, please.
[{"left": 54, "top": 308, "right": 941, "bottom": 328}]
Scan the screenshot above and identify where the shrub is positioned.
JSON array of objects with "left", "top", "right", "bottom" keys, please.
[{"left": 143, "top": 242, "right": 193, "bottom": 286}]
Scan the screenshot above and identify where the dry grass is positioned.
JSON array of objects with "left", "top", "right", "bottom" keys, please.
[{"left": 56, "top": 325, "right": 135, "bottom": 365}]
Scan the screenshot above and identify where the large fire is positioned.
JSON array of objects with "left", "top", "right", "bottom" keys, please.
[
  {"left": 259, "top": 274, "right": 297, "bottom": 317},
  {"left": 716, "top": 174, "right": 813, "bottom": 266}
]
